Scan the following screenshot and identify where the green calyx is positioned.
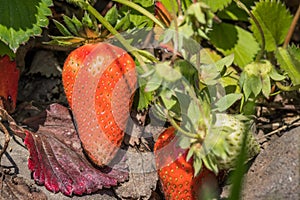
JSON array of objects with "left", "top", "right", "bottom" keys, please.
[
  {"left": 240, "top": 60, "right": 285, "bottom": 99},
  {"left": 244, "top": 60, "right": 272, "bottom": 77}
]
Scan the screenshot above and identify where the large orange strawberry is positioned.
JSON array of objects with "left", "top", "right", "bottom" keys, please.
[
  {"left": 154, "top": 127, "right": 219, "bottom": 200},
  {"left": 0, "top": 55, "right": 19, "bottom": 113},
  {"left": 62, "top": 42, "right": 136, "bottom": 167}
]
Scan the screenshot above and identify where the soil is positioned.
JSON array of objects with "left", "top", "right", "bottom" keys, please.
[{"left": 242, "top": 126, "right": 300, "bottom": 200}]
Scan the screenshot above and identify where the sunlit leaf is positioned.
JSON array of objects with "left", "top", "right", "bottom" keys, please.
[
  {"left": 160, "top": 89, "right": 177, "bottom": 110},
  {"left": 250, "top": 0, "right": 293, "bottom": 52},
  {"left": 209, "top": 23, "right": 260, "bottom": 68},
  {"left": 63, "top": 15, "right": 80, "bottom": 36},
  {"left": 217, "top": 2, "right": 249, "bottom": 21},
  {"left": 160, "top": 0, "right": 178, "bottom": 14},
  {"left": 156, "top": 62, "right": 182, "bottom": 82},
  {"left": 249, "top": 75, "right": 262, "bottom": 97},
  {"left": 105, "top": 5, "right": 118, "bottom": 26},
  {"left": 261, "top": 75, "right": 271, "bottom": 97},
  {"left": 144, "top": 72, "right": 163, "bottom": 92},
  {"left": 133, "top": 0, "right": 154, "bottom": 7},
  {"left": 215, "top": 93, "right": 243, "bottom": 112},
  {"left": 53, "top": 19, "right": 72, "bottom": 36},
  {"left": 193, "top": 156, "right": 203, "bottom": 176},
  {"left": 187, "top": 100, "right": 200, "bottom": 130},
  {"left": 215, "top": 54, "right": 234, "bottom": 71},
  {"left": 201, "top": 0, "right": 232, "bottom": 12},
  {"left": 275, "top": 46, "right": 300, "bottom": 85},
  {"left": 178, "top": 135, "right": 192, "bottom": 150}
]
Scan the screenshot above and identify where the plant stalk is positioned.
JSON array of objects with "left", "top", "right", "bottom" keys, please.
[
  {"left": 165, "top": 110, "right": 199, "bottom": 139},
  {"left": 276, "top": 82, "right": 300, "bottom": 91},
  {"left": 283, "top": 5, "right": 300, "bottom": 48}
]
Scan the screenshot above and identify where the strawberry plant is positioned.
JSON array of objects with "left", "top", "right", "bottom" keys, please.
[{"left": 0, "top": 0, "right": 299, "bottom": 199}]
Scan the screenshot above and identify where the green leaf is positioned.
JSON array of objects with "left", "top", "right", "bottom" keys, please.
[
  {"left": 115, "top": 13, "right": 131, "bottom": 31},
  {"left": 178, "top": 135, "right": 192, "bottom": 150},
  {"left": 217, "top": 2, "right": 249, "bottom": 21},
  {"left": 269, "top": 67, "right": 285, "bottom": 81},
  {"left": 71, "top": 15, "right": 83, "bottom": 32},
  {"left": 199, "top": 63, "right": 220, "bottom": 85},
  {"left": 0, "top": 40, "right": 15, "bottom": 59},
  {"left": 156, "top": 62, "right": 182, "bottom": 82},
  {"left": 82, "top": 11, "right": 94, "bottom": 29},
  {"left": 198, "top": 48, "right": 222, "bottom": 64},
  {"left": 186, "top": 148, "right": 194, "bottom": 162},
  {"left": 288, "top": 44, "right": 300, "bottom": 63},
  {"left": 249, "top": 75, "right": 262, "bottom": 97},
  {"left": 261, "top": 75, "right": 271, "bottom": 97},
  {"left": 174, "top": 59, "right": 197, "bottom": 86},
  {"left": 209, "top": 23, "right": 260, "bottom": 68},
  {"left": 201, "top": 0, "right": 232, "bottom": 12},
  {"left": 215, "top": 93, "right": 243, "bottom": 112},
  {"left": 138, "top": 86, "right": 154, "bottom": 111},
  {"left": 144, "top": 72, "right": 162, "bottom": 92},
  {"left": 182, "top": 36, "right": 201, "bottom": 55},
  {"left": 187, "top": 2, "right": 207, "bottom": 24},
  {"left": 193, "top": 156, "right": 203, "bottom": 177},
  {"left": 160, "top": 89, "right": 177, "bottom": 110},
  {"left": 202, "top": 154, "right": 218, "bottom": 174},
  {"left": 53, "top": 19, "right": 73, "bottom": 36},
  {"left": 275, "top": 47, "right": 300, "bottom": 85},
  {"left": 160, "top": 0, "right": 178, "bottom": 14},
  {"left": 133, "top": 0, "right": 154, "bottom": 7},
  {"left": 250, "top": 0, "right": 293, "bottom": 52},
  {"left": 105, "top": 5, "right": 118, "bottom": 26},
  {"left": 187, "top": 100, "right": 200, "bottom": 131},
  {"left": 63, "top": 15, "right": 79, "bottom": 36},
  {"left": 215, "top": 54, "right": 234, "bottom": 71},
  {"left": 46, "top": 35, "right": 85, "bottom": 46},
  {"left": 0, "top": 0, "right": 52, "bottom": 52},
  {"left": 241, "top": 73, "right": 251, "bottom": 100},
  {"left": 128, "top": 5, "right": 154, "bottom": 28}
]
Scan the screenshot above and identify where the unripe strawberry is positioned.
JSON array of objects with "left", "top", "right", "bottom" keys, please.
[{"left": 205, "top": 114, "right": 260, "bottom": 171}]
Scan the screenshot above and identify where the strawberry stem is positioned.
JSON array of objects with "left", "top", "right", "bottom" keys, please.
[
  {"left": 275, "top": 82, "right": 300, "bottom": 91},
  {"left": 165, "top": 109, "right": 200, "bottom": 139}
]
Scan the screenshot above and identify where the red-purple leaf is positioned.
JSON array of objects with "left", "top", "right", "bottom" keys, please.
[{"left": 24, "top": 103, "right": 128, "bottom": 196}]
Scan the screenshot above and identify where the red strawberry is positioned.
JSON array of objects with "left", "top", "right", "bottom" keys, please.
[
  {"left": 0, "top": 55, "right": 19, "bottom": 113},
  {"left": 62, "top": 42, "right": 136, "bottom": 167},
  {"left": 154, "top": 127, "right": 219, "bottom": 200},
  {"left": 62, "top": 43, "right": 98, "bottom": 108}
]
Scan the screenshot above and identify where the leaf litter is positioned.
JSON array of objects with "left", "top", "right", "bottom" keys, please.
[{"left": 23, "top": 103, "right": 128, "bottom": 196}]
